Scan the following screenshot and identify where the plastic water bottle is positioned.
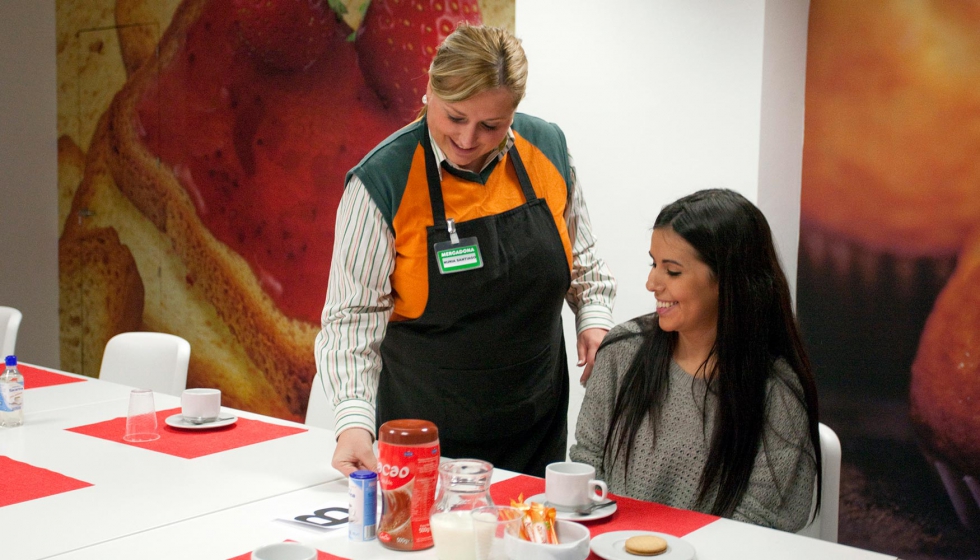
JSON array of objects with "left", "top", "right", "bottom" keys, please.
[{"left": 0, "top": 355, "right": 24, "bottom": 427}]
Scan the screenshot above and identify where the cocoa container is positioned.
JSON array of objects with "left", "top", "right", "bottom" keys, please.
[{"left": 377, "top": 419, "right": 440, "bottom": 550}]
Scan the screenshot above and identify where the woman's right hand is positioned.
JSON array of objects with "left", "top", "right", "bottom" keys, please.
[{"left": 331, "top": 427, "right": 378, "bottom": 477}]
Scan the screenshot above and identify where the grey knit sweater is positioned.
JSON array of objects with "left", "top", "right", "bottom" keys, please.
[{"left": 569, "top": 319, "right": 816, "bottom": 532}]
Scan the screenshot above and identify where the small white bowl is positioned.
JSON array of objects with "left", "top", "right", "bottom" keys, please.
[
  {"left": 251, "top": 542, "right": 316, "bottom": 560},
  {"left": 504, "top": 519, "right": 591, "bottom": 560}
]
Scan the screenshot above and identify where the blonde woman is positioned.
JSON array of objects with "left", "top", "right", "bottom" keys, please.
[{"left": 316, "top": 24, "right": 616, "bottom": 477}]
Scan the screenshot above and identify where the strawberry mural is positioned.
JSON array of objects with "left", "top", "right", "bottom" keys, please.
[
  {"left": 232, "top": 0, "right": 342, "bottom": 72},
  {"left": 356, "top": 0, "right": 483, "bottom": 121},
  {"left": 59, "top": 0, "right": 494, "bottom": 420},
  {"left": 136, "top": 0, "right": 484, "bottom": 325}
]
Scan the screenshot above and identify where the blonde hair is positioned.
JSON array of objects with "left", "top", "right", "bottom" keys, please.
[{"left": 426, "top": 24, "right": 527, "bottom": 109}]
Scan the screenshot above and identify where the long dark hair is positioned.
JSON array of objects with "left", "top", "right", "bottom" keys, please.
[{"left": 601, "top": 188, "right": 821, "bottom": 518}]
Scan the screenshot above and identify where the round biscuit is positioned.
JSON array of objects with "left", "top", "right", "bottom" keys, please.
[{"left": 624, "top": 534, "right": 668, "bottom": 556}]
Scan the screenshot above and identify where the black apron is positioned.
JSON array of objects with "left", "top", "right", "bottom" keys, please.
[{"left": 376, "top": 123, "right": 572, "bottom": 477}]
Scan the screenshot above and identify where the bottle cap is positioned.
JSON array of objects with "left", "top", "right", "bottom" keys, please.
[
  {"left": 378, "top": 419, "right": 438, "bottom": 445},
  {"left": 350, "top": 469, "right": 378, "bottom": 480},
  {"left": 4, "top": 355, "right": 16, "bottom": 367}
]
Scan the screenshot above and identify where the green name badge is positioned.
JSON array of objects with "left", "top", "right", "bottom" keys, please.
[{"left": 434, "top": 237, "right": 483, "bottom": 274}]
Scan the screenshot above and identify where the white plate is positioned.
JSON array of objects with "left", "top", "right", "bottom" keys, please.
[
  {"left": 590, "top": 531, "right": 696, "bottom": 560},
  {"left": 524, "top": 493, "right": 618, "bottom": 522},
  {"left": 165, "top": 413, "right": 237, "bottom": 430}
]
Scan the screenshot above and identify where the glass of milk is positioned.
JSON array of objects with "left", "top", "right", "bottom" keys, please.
[
  {"left": 472, "top": 506, "right": 524, "bottom": 560},
  {"left": 431, "top": 510, "right": 478, "bottom": 560}
]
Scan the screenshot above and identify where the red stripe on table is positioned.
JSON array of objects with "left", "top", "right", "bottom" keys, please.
[
  {"left": 0, "top": 456, "right": 93, "bottom": 508},
  {"left": 19, "top": 364, "right": 87, "bottom": 389},
  {"left": 66, "top": 408, "right": 307, "bottom": 459},
  {"left": 490, "top": 474, "right": 719, "bottom": 539}
]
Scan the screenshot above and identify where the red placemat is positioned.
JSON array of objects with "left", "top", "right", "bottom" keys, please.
[
  {"left": 490, "top": 474, "right": 719, "bottom": 538},
  {"left": 0, "top": 456, "right": 93, "bottom": 507},
  {"left": 19, "top": 364, "right": 87, "bottom": 389},
  {"left": 66, "top": 408, "right": 307, "bottom": 459}
]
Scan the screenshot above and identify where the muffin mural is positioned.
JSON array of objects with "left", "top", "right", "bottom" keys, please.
[
  {"left": 56, "top": 0, "right": 515, "bottom": 421},
  {"left": 911, "top": 232, "right": 980, "bottom": 534},
  {"left": 800, "top": 0, "right": 980, "bottom": 556}
]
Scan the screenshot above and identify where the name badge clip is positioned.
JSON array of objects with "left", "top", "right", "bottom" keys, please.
[{"left": 434, "top": 218, "right": 483, "bottom": 274}]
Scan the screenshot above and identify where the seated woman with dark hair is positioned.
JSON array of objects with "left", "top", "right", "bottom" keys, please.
[{"left": 570, "top": 188, "right": 821, "bottom": 532}]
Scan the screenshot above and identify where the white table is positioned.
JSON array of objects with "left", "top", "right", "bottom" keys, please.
[
  {"left": 43, "top": 467, "right": 897, "bottom": 560},
  {"left": 1, "top": 367, "right": 896, "bottom": 560},
  {"left": 18, "top": 363, "right": 135, "bottom": 414},
  {"left": 0, "top": 375, "right": 343, "bottom": 560}
]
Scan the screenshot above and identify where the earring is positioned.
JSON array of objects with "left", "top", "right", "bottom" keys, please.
[{"left": 422, "top": 94, "right": 427, "bottom": 105}]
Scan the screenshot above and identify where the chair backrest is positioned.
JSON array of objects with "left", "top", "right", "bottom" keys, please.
[
  {"left": 98, "top": 332, "right": 191, "bottom": 397},
  {"left": 797, "top": 422, "right": 842, "bottom": 542},
  {"left": 0, "top": 306, "right": 23, "bottom": 357},
  {"left": 304, "top": 373, "right": 336, "bottom": 430}
]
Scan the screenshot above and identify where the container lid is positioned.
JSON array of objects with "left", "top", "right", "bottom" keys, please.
[
  {"left": 350, "top": 469, "right": 378, "bottom": 480},
  {"left": 378, "top": 419, "right": 439, "bottom": 445},
  {"left": 5, "top": 355, "right": 16, "bottom": 367}
]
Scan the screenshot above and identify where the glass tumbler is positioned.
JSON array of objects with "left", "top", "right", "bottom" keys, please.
[
  {"left": 472, "top": 505, "right": 523, "bottom": 560},
  {"left": 123, "top": 389, "right": 160, "bottom": 442}
]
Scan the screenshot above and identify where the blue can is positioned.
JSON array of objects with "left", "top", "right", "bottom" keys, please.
[{"left": 348, "top": 469, "right": 378, "bottom": 541}]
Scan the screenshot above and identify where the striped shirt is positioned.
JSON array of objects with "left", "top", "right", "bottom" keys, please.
[{"left": 314, "top": 127, "right": 617, "bottom": 437}]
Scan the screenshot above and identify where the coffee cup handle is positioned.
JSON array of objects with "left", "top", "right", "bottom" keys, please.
[{"left": 589, "top": 479, "right": 608, "bottom": 502}]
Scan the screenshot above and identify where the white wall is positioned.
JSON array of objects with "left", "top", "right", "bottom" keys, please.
[
  {"left": 517, "top": 0, "right": 809, "bottom": 448},
  {"left": 0, "top": 1, "right": 809, "bottom": 441},
  {"left": 757, "top": 0, "right": 809, "bottom": 297}
]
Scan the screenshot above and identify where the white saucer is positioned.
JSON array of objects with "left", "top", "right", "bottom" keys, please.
[
  {"left": 590, "top": 531, "right": 696, "bottom": 560},
  {"left": 165, "top": 413, "right": 237, "bottom": 430},
  {"left": 524, "top": 493, "right": 617, "bottom": 522}
]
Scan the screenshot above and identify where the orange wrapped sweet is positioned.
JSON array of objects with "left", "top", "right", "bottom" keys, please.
[
  {"left": 509, "top": 494, "right": 558, "bottom": 544},
  {"left": 525, "top": 502, "right": 559, "bottom": 544},
  {"left": 509, "top": 494, "right": 532, "bottom": 540}
]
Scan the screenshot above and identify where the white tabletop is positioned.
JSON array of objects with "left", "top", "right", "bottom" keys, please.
[
  {"left": 2, "top": 368, "right": 896, "bottom": 560},
  {"left": 44, "top": 478, "right": 367, "bottom": 560},
  {"left": 683, "top": 517, "right": 895, "bottom": 560},
  {"left": 1, "top": 387, "right": 343, "bottom": 560},
  {"left": 19, "top": 362, "right": 135, "bottom": 414},
  {"left": 42, "top": 465, "right": 898, "bottom": 560}
]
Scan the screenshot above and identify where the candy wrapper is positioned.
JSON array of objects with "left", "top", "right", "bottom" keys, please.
[{"left": 510, "top": 494, "right": 559, "bottom": 544}]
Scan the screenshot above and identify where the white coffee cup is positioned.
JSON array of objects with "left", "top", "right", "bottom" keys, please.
[
  {"left": 251, "top": 542, "right": 317, "bottom": 560},
  {"left": 181, "top": 388, "right": 221, "bottom": 423},
  {"left": 545, "top": 461, "right": 608, "bottom": 511}
]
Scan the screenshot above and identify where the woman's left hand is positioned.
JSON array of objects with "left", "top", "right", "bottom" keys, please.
[{"left": 576, "top": 327, "right": 609, "bottom": 386}]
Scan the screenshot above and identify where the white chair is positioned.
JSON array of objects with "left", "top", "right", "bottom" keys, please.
[
  {"left": 0, "top": 306, "right": 23, "bottom": 357},
  {"left": 98, "top": 332, "right": 191, "bottom": 397},
  {"left": 798, "top": 422, "right": 842, "bottom": 542},
  {"left": 304, "top": 373, "right": 336, "bottom": 430}
]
